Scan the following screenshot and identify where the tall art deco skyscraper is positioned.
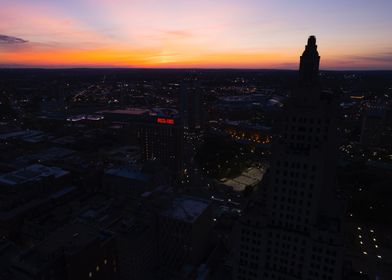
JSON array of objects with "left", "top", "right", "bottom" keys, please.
[{"left": 233, "top": 36, "right": 344, "bottom": 280}]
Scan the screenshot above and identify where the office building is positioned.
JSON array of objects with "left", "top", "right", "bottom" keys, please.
[
  {"left": 360, "top": 105, "right": 387, "bottom": 147},
  {"left": 114, "top": 217, "right": 156, "bottom": 280},
  {"left": 138, "top": 117, "right": 183, "bottom": 177},
  {"left": 101, "top": 108, "right": 184, "bottom": 178},
  {"left": 158, "top": 195, "right": 212, "bottom": 277},
  {"left": 12, "top": 223, "right": 117, "bottom": 280},
  {"left": 233, "top": 36, "right": 344, "bottom": 280},
  {"left": 180, "top": 83, "right": 204, "bottom": 135}
]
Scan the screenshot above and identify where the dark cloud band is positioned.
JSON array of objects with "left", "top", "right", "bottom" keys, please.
[
  {"left": 350, "top": 52, "right": 392, "bottom": 63},
  {"left": 0, "top": 34, "right": 28, "bottom": 44}
]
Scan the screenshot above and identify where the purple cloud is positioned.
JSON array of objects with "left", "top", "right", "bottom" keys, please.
[
  {"left": 350, "top": 52, "right": 392, "bottom": 63},
  {"left": 0, "top": 34, "right": 28, "bottom": 44}
]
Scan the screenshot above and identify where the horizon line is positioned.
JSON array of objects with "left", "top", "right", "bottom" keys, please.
[{"left": 1, "top": 67, "right": 392, "bottom": 72}]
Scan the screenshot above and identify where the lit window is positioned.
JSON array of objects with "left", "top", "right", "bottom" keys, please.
[
  {"left": 96, "top": 266, "right": 100, "bottom": 272},
  {"left": 89, "top": 272, "right": 92, "bottom": 278}
]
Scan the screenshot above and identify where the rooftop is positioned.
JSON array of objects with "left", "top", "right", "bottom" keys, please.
[
  {"left": 13, "top": 147, "right": 75, "bottom": 166},
  {"left": 162, "top": 195, "right": 210, "bottom": 223},
  {"left": 224, "top": 120, "right": 271, "bottom": 131},
  {"left": 99, "top": 107, "right": 155, "bottom": 116},
  {"left": 105, "top": 167, "right": 150, "bottom": 182},
  {"left": 99, "top": 107, "right": 178, "bottom": 118},
  {"left": 0, "top": 130, "right": 49, "bottom": 144},
  {"left": 0, "top": 164, "right": 69, "bottom": 186},
  {"left": 16, "top": 223, "right": 111, "bottom": 270}
]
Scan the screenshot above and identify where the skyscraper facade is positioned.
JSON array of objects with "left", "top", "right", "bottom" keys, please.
[
  {"left": 233, "top": 36, "right": 344, "bottom": 280},
  {"left": 180, "top": 83, "right": 203, "bottom": 135},
  {"left": 360, "top": 104, "right": 387, "bottom": 148},
  {"left": 179, "top": 82, "right": 206, "bottom": 186},
  {"left": 138, "top": 118, "right": 183, "bottom": 177}
]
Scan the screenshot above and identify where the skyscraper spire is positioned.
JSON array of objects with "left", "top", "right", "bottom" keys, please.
[
  {"left": 299, "top": 35, "right": 320, "bottom": 86},
  {"left": 233, "top": 35, "right": 343, "bottom": 280}
]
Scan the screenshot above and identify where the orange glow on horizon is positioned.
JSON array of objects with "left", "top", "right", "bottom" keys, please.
[
  {"left": 2, "top": 43, "right": 390, "bottom": 70},
  {"left": 1, "top": 48, "right": 280, "bottom": 67},
  {"left": 1, "top": 0, "right": 391, "bottom": 69},
  {"left": 1, "top": 47, "right": 390, "bottom": 70}
]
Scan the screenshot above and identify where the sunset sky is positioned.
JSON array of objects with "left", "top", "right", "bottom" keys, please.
[{"left": 0, "top": 0, "right": 391, "bottom": 69}]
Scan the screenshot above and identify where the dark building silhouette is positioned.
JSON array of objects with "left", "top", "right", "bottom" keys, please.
[
  {"left": 180, "top": 83, "right": 204, "bottom": 135},
  {"left": 157, "top": 195, "right": 212, "bottom": 277},
  {"left": 101, "top": 108, "right": 184, "bottom": 179},
  {"left": 360, "top": 105, "right": 387, "bottom": 148},
  {"left": 11, "top": 223, "right": 116, "bottom": 280},
  {"left": 138, "top": 118, "right": 184, "bottom": 178},
  {"left": 233, "top": 36, "right": 344, "bottom": 280},
  {"left": 299, "top": 36, "right": 320, "bottom": 86},
  {"left": 179, "top": 82, "right": 206, "bottom": 186},
  {"left": 114, "top": 217, "right": 156, "bottom": 280}
]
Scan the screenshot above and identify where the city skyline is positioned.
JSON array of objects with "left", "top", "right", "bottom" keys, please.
[
  {"left": 0, "top": 30, "right": 391, "bottom": 278},
  {"left": 1, "top": 0, "right": 392, "bottom": 70}
]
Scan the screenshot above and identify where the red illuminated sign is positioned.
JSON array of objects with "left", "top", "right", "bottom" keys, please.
[{"left": 157, "top": 118, "right": 174, "bottom": 125}]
